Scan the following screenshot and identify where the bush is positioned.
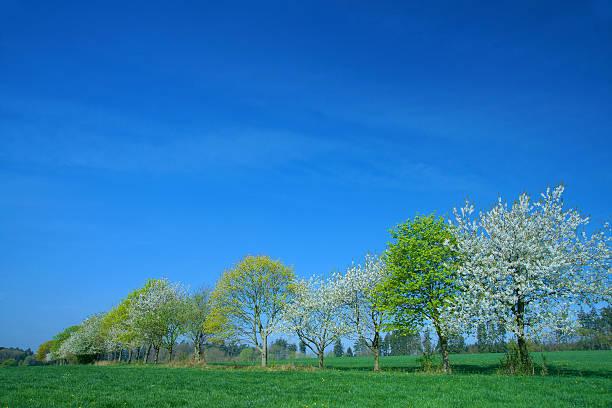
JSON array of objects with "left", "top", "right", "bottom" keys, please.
[
  {"left": 239, "top": 347, "right": 258, "bottom": 363},
  {"left": 1, "top": 358, "right": 18, "bottom": 367},
  {"left": 416, "top": 353, "right": 442, "bottom": 373},
  {"left": 19, "top": 356, "right": 40, "bottom": 366},
  {"left": 498, "top": 342, "right": 535, "bottom": 375}
]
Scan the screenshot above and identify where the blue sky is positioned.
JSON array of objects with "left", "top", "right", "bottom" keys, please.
[{"left": 1, "top": 0, "right": 611, "bottom": 350}]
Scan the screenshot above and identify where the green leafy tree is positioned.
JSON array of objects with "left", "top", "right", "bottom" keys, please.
[
  {"left": 376, "top": 214, "right": 461, "bottom": 373},
  {"left": 50, "top": 325, "right": 81, "bottom": 363},
  {"left": 35, "top": 340, "right": 54, "bottom": 363},
  {"left": 183, "top": 286, "right": 231, "bottom": 363},
  {"left": 210, "top": 254, "right": 295, "bottom": 367},
  {"left": 333, "top": 338, "right": 344, "bottom": 357},
  {"left": 129, "top": 278, "right": 187, "bottom": 363}
]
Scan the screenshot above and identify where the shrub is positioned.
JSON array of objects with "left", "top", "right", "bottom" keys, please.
[
  {"left": 1, "top": 358, "right": 18, "bottom": 367},
  {"left": 498, "top": 342, "right": 535, "bottom": 375}
]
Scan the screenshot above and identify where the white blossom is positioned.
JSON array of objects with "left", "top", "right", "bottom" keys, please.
[
  {"left": 281, "top": 275, "right": 349, "bottom": 367},
  {"left": 452, "top": 185, "right": 612, "bottom": 342}
]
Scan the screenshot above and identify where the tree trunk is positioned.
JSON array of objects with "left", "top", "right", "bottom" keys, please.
[
  {"left": 372, "top": 331, "right": 380, "bottom": 372},
  {"left": 438, "top": 335, "right": 450, "bottom": 373},
  {"left": 136, "top": 347, "right": 141, "bottom": 362},
  {"left": 168, "top": 344, "right": 174, "bottom": 362},
  {"left": 193, "top": 342, "right": 200, "bottom": 362},
  {"left": 432, "top": 315, "right": 451, "bottom": 374},
  {"left": 128, "top": 348, "right": 133, "bottom": 364},
  {"left": 318, "top": 351, "right": 324, "bottom": 369},
  {"left": 373, "top": 348, "right": 380, "bottom": 372},
  {"left": 154, "top": 346, "right": 160, "bottom": 364},
  {"left": 261, "top": 334, "right": 268, "bottom": 367},
  {"left": 145, "top": 344, "right": 152, "bottom": 363},
  {"left": 516, "top": 297, "right": 529, "bottom": 368}
]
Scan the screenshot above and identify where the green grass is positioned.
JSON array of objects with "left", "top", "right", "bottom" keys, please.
[{"left": 1, "top": 351, "right": 610, "bottom": 408}]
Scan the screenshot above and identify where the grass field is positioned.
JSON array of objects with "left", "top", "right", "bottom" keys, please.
[{"left": 1, "top": 351, "right": 610, "bottom": 408}]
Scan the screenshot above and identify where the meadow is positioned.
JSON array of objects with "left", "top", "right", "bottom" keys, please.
[{"left": 1, "top": 351, "right": 610, "bottom": 408}]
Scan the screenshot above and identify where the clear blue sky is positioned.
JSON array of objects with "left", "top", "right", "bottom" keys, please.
[{"left": 1, "top": 1, "right": 611, "bottom": 350}]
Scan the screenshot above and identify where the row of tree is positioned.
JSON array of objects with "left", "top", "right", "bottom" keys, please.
[
  {"left": 37, "top": 185, "right": 611, "bottom": 374},
  {"left": 0, "top": 347, "right": 40, "bottom": 367}
]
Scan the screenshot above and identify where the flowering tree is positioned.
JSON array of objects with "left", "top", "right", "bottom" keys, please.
[
  {"left": 63, "top": 314, "right": 106, "bottom": 363},
  {"left": 453, "top": 185, "right": 612, "bottom": 367},
  {"left": 50, "top": 325, "right": 80, "bottom": 363},
  {"left": 129, "top": 278, "right": 188, "bottom": 363},
  {"left": 334, "top": 254, "right": 387, "bottom": 371},
  {"left": 282, "top": 276, "right": 348, "bottom": 368},
  {"left": 35, "top": 340, "right": 54, "bottom": 363},
  {"left": 210, "top": 255, "right": 295, "bottom": 367},
  {"left": 101, "top": 300, "right": 137, "bottom": 362},
  {"left": 375, "top": 215, "right": 462, "bottom": 373}
]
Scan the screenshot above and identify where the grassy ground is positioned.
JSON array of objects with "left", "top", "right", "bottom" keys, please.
[{"left": 1, "top": 351, "right": 610, "bottom": 408}]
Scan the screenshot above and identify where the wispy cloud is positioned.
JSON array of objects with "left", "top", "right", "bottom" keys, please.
[{"left": 0, "top": 97, "right": 484, "bottom": 192}]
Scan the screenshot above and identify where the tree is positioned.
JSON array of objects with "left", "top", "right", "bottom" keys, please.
[
  {"left": 183, "top": 286, "right": 230, "bottom": 363},
  {"left": 269, "top": 338, "right": 290, "bottom": 360},
  {"left": 160, "top": 285, "right": 188, "bottom": 362},
  {"left": 333, "top": 338, "right": 344, "bottom": 357},
  {"left": 63, "top": 314, "right": 106, "bottom": 364},
  {"left": 129, "top": 278, "right": 187, "bottom": 363},
  {"left": 282, "top": 276, "right": 348, "bottom": 368},
  {"left": 50, "top": 325, "right": 81, "bottom": 363},
  {"left": 376, "top": 215, "right": 462, "bottom": 373},
  {"left": 345, "top": 346, "right": 353, "bottom": 357},
  {"left": 210, "top": 255, "right": 295, "bottom": 367},
  {"left": 335, "top": 253, "right": 388, "bottom": 371},
  {"left": 578, "top": 306, "right": 612, "bottom": 350},
  {"left": 447, "top": 334, "right": 466, "bottom": 354},
  {"left": 453, "top": 185, "right": 611, "bottom": 370},
  {"left": 35, "top": 340, "right": 54, "bottom": 363},
  {"left": 101, "top": 299, "right": 137, "bottom": 363},
  {"left": 299, "top": 340, "right": 306, "bottom": 354},
  {"left": 422, "top": 330, "right": 433, "bottom": 354}
]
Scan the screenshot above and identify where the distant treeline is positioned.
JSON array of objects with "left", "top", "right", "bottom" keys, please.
[{"left": 0, "top": 347, "right": 41, "bottom": 367}]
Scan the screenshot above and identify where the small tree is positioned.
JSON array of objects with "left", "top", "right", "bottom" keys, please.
[
  {"left": 35, "top": 340, "right": 54, "bottom": 363},
  {"left": 64, "top": 314, "right": 106, "bottom": 364},
  {"left": 183, "top": 286, "right": 230, "bottom": 363},
  {"left": 129, "top": 278, "right": 187, "bottom": 363},
  {"left": 210, "top": 255, "right": 295, "bottom": 367},
  {"left": 453, "top": 185, "right": 611, "bottom": 371},
  {"left": 345, "top": 346, "right": 353, "bottom": 357},
  {"left": 335, "top": 253, "right": 388, "bottom": 371},
  {"left": 50, "top": 325, "right": 81, "bottom": 364},
  {"left": 282, "top": 276, "right": 348, "bottom": 368},
  {"left": 376, "top": 215, "right": 462, "bottom": 373},
  {"left": 333, "top": 338, "right": 344, "bottom": 357}
]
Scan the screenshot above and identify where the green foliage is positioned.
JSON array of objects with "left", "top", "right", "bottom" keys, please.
[
  {"left": 50, "top": 325, "right": 81, "bottom": 359},
  {"left": 35, "top": 340, "right": 54, "bottom": 362},
  {"left": 498, "top": 341, "right": 536, "bottom": 375},
  {"left": 416, "top": 353, "right": 440, "bottom": 373},
  {"left": 377, "top": 214, "right": 461, "bottom": 333},
  {"left": 578, "top": 306, "right": 612, "bottom": 350},
  {"left": 0, "top": 347, "right": 34, "bottom": 365},
  {"left": 1, "top": 358, "right": 18, "bottom": 367},
  {"left": 333, "top": 338, "right": 344, "bottom": 357},
  {"left": 239, "top": 347, "right": 258, "bottom": 362},
  {"left": 210, "top": 254, "right": 295, "bottom": 366}
]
